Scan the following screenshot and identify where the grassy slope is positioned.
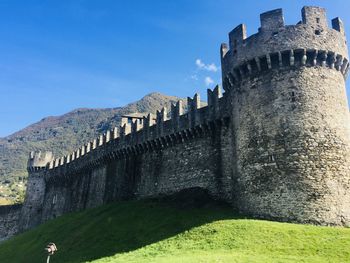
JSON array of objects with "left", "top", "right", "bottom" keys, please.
[{"left": 0, "top": 199, "right": 349, "bottom": 263}]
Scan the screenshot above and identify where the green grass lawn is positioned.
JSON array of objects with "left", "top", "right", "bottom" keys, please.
[{"left": 0, "top": 198, "right": 349, "bottom": 263}]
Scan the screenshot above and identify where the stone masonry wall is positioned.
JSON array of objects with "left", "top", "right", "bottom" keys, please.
[
  {"left": 222, "top": 6, "right": 350, "bottom": 225},
  {"left": 19, "top": 172, "right": 46, "bottom": 232},
  {"left": 229, "top": 66, "right": 350, "bottom": 225},
  {"left": 0, "top": 205, "right": 22, "bottom": 242},
  {"left": 39, "top": 123, "right": 233, "bottom": 223},
  {"left": 16, "top": 83, "right": 230, "bottom": 230}
]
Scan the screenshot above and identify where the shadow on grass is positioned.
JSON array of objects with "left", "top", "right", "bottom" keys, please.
[{"left": 0, "top": 188, "right": 242, "bottom": 263}]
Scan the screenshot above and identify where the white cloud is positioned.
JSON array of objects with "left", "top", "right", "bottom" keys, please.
[
  {"left": 190, "top": 74, "right": 198, "bottom": 81},
  {"left": 195, "top": 59, "right": 205, "bottom": 68},
  {"left": 204, "top": 76, "right": 214, "bottom": 86},
  {"left": 206, "top": 63, "right": 218, "bottom": 72},
  {"left": 195, "top": 59, "right": 218, "bottom": 72}
]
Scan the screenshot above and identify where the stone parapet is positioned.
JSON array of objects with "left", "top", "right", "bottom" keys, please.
[
  {"left": 223, "top": 48, "right": 349, "bottom": 91},
  {"left": 33, "top": 85, "right": 228, "bottom": 181},
  {"left": 221, "top": 6, "right": 348, "bottom": 81}
]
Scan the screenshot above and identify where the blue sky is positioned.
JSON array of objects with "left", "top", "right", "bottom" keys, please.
[{"left": 0, "top": 0, "right": 349, "bottom": 137}]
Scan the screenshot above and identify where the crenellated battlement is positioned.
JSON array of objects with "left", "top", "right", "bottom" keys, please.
[
  {"left": 260, "top": 8, "right": 284, "bottom": 32},
  {"left": 30, "top": 85, "right": 228, "bottom": 179},
  {"left": 221, "top": 6, "right": 348, "bottom": 80},
  {"left": 223, "top": 48, "right": 350, "bottom": 91},
  {"left": 27, "top": 151, "right": 54, "bottom": 172}
]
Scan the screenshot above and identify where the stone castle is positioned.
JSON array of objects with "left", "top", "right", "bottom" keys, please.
[{"left": 1, "top": 6, "right": 350, "bottom": 241}]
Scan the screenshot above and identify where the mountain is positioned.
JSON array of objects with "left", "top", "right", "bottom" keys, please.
[{"left": 0, "top": 92, "right": 183, "bottom": 203}]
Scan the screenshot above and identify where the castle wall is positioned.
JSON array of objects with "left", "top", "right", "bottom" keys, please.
[
  {"left": 0, "top": 205, "right": 22, "bottom": 242},
  {"left": 229, "top": 66, "right": 350, "bottom": 225},
  {"left": 18, "top": 171, "right": 46, "bottom": 231},
  {"left": 39, "top": 123, "right": 234, "bottom": 223},
  {"left": 133, "top": 128, "right": 228, "bottom": 199}
]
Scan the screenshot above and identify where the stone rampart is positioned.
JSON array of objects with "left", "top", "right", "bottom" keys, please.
[
  {"left": 19, "top": 85, "right": 235, "bottom": 229},
  {"left": 0, "top": 205, "right": 22, "bottom": 242},
  {"left": 1, "top": 6, "right": 350, "bottom": 242},
  {"left": 41, "top": 86, "right": 228, "bottom": 179},
  {"left": 221, "top": 6, "right": 348, "bottom": 80},
  {"left": 222, "top": 6, "right": 350, "bottom": 225}
]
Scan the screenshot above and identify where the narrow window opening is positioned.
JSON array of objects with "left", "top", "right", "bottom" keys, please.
[
  {"left": 326, "top": 52, "right": 335, "bottom": 66},
  {"left": 233, "top": 39, "right": 238, "bottom": 55},
  {"left": 290, "top": 91, "right": 296, "bottom": 102},
  {"left": 281, "top": 51, "right": 290, "bottom": 67},
  {"left": 52, "top": 194, "right": 57, "bottom": 205},
  {"left": 259, "top": 56, "right": 269, "bottom": 71},
  {"left": 270, "top": 53, "right": 279, "bottom": 68},
  {"left": 250, "top": 59, "right": 258, "bottom": 72},
  {"left": 294, "top": 50, "right": 303, "bottom": 65},
  {"left": 306, "top": 50, "right": 314, "bottom": 65},
  {"left": 268, "top": 154, "right": 275, "bottom": 162},
  {"left": 316, "top": 51, "right": 324, "bottom": 65},
  {"left": 316, "top": 17, "right": 320, "bottom": 23}
]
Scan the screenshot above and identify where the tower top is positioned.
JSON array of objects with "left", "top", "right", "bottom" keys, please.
[
  {"left": 27, "top": 151, "right": 54, "bottom": 172},
  {"left": 221, "top": 6, "right": 348, "bottom": 75}
]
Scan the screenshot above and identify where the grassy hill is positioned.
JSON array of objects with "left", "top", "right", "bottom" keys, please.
[
  {"left": 0, "top": 93, "right": 183, "bottom": 203},
  {"left": 0, "top": 193, "right": 349, "bottom": 263}
]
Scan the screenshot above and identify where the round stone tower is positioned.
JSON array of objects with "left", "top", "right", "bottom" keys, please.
[
  {"left": 221, "top": 6, "right": 350, "bottom": 225},
  {"left": 19, "top": 151, "right": 54, "bottom": 231}
]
